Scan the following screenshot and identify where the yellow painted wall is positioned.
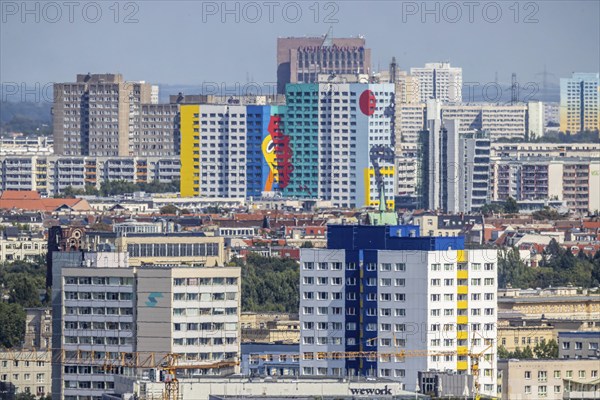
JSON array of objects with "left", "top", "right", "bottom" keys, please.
[
  {"left": 365, "top": 166, "right": 395, "bottom": 209},
  {"left": 180, "top": 105, "right": 200, "bottom": 197}
]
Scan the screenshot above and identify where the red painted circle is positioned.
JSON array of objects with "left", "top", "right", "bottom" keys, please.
[{"left": 359, "top": 90, "right": 376, "bottom": 116}]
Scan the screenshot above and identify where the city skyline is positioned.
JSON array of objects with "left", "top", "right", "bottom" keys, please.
[{"left": 1, "top": 1, "right": 599, "bottom": 89}]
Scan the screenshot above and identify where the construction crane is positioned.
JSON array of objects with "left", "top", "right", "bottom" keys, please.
[
  {"left": 2, "top": 349, "right": 238, "bottom": 400},
  {"left": 4, "top": 343, "right": 494, "bottom": 400}
]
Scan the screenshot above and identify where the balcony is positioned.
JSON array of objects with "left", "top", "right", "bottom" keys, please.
[{"left": 563, "top": 390, "right": 600, "bottom": 399}]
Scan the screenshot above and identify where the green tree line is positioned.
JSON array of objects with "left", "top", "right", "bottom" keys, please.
[
  {"left": 498, "top": 339, "right": 558, "bottom": 359},
  {"left": 55, "top": 180, "right": 180, "bottom": 198},
  {"left": 234, "top": 253, "right": 299, "bottom": 313},
  {"left": 0, "top": 256, "right": 48, "bottom": 348},
  {"left": 498, "top": 241, "right": 600, "bottom": 289}
]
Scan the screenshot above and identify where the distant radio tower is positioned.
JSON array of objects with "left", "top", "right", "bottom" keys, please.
[{"left": 511, "top": 73, "right": 518, "bottom": 104}]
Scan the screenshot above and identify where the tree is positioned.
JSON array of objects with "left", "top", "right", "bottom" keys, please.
[
  {"left": 0, "top": 302, "right": 26, "bottom": 348},
  {"left": 300, "top": 241, "right": 314, "bottom": 248},
  {"left": 159, "top": 204, "right": 179, "bottom": 215},
  {"left": 15, "top": 392, "right": 38, "bottom": 400},
  {"left": 533, "top": 339, "right": 559, "bottom": 359},
  {"left": 498, "top": 345, "right": 510, "bottom": 359},
  {"left": 504, "top": 197, "right": 519, "bottom": 214},
  {"left": 238, "top": 254, "right": 299, "bottom": 313}
]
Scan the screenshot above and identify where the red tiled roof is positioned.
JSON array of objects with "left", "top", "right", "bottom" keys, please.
[{"left": 0, "top": 190, "right": 91, "bottom": 212}]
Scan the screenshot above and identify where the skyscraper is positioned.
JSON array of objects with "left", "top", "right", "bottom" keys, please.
[
  {"left": 559, "top": 72, "right": 600, "bottom": 134},
  {"left": 53, "top": 74, "right": 152, "bottom": 156},
  {"left": 276, "top": 33, "right": 372, "bottom": 94},
  {"left": 282, "top": 80, "right": 396, "bottom": 208},
  {"left": 410, "top": 63, "right": 463, "bottom": 103},
  {"left": 299, "top": 225, "right": 498, "bottom": 396},
  {"left": 419, "top": 101, "right": 491, "bottom": 213}
]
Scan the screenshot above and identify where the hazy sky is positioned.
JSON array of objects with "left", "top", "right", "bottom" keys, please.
[{"left": 1, "top": 0, "right": 599, "bottom": 90}]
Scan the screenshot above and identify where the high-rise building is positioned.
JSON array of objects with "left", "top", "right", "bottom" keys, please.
[
  {"left": 527, "top": 101, "right": 545, "bottom": 139},
  {"left": 276, "top": 34, "right": 372, "bottom": 94},
  {"left": 283, "top": 80, "right": 396, "bottom": 208},
  {"left": 53, "top": 74, "right": 152, "bottom": 156},
  {"left": 559, "top": 72, "right": 600, "bottom": 134},
  {"left": 299, "top": 225, "right": 498, "bottom": 396},
  {"left": 410, "top": 63, "right": 462, "bottom": 103},
  {"left": 49, "top": 229, "right": 240, "bottom": 400},
  {"left": 440, "top": 103, "right": 528, "bottom": 141},
  {"left": 419, "top": 102, "right": 491, "bottom": 213},
  {"left": 179, "top": 104, "right": 249, "bottom": 198},
  {"left": 178, "top": 104, "right": 291, "bottom": 198},
  {"left": 136, "top": 104, "right": 180, "bottom": 157}
]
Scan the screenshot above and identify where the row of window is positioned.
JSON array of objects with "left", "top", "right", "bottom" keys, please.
[
  {"left": 64, "top": 277, "right": 133, "bottom": 286},
  {"left": 0, "top": 373, "right": 45, "bottom": 382},
  {"left": 64, "top": 321, "right": 131, "bottom": 330},
  {"left": 524, "top": 369, "right": 598, "bottom": 380},
  {"left": 64, "top": 336, "right": 133, "bottom": 346},
  {"left": 173, "top": 322, "right": 237, "bottom": 331},
  {"left": 65, "top": 307, "right": 133, "bottom": 316},
  {"left": 65, "top": 292, "right": 132, "bottom": 301},
  {"left": 173, "top": 277, "right": 237, "bottom": 286},
  {"left": 172, "top": 307, "right": 237, "bottom": 316},
  {"left": 172, "top": 337, "right": 237, "bottom": 346},
  {"left": 127, "top": 242, "right": 219, "bottom": 258}
]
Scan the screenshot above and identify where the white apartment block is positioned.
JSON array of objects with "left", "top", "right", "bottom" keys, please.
[
  {"left": 298, "top": 226, "right": 498, "bottom": 397},
  {"left": 441, "top": 103, "right": 528, "bottom": 141},
  {"left": 284, "top": 82, "right": 396, "bottom": 208},
  {"left": 0, "top": 155, "right": 180, "bottom": 196},
  {"left": 559, "top": 73, "right": 600, "bottom": 134},
  {"left": 410, "top": 63, "right": 462, "bottom": 103},
  {"left": 51, "top": 247, "right": 241, "bottom": 400},
  {"left": 185, "top": 104, "right": 248, "bottom": 198}
]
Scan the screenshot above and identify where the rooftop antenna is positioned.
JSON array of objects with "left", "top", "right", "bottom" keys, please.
[
  {"left": 390, "top": 57, "right": 397, "bottom": 83},
  {"left": 511, "top": 73, "right": 518, "bottom": 105},
  {"left": 535, "top": 64, "right": 557, "bottom": 98}
]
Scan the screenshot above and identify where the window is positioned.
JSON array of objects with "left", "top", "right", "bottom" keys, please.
[
  {"left": 538, "top": 371, "right": 547, "bottom": 382},
  {"left": 554, "top": 385, "right": 561, "bottom": 393},
  {"left": 395, "top": 293, "right": 405, "bottom": 302},
  {"left": 484, "top": 278, "right": 494, "bottom": 286},
  {"left": 566, "top": 370, "right": 573, "bottom": 378},
  {"left": 380, "top": 263, "right": 392, "bottom": 271},
  {"left": 431, "top": 294, "right": 441, "bottom": 302},
  {"left": 431, "top": 279, "right": 441, "bottom": 286},
  {"left": 575, "top": 342, "right": 583, "bottom": 350},
  {"left": 395, "top": 263, "right": 406, "bottom": 271},
  {"left": 538, "top": 386, "right": 547, "bottom": 397},
  {"left": 562, "top": 342, "right": 571, "bottom": 350},
  {"left": 431, "top": 264, "right": 441, "bottom": 271},
  {"left": 395, "top": 278, "right": 405, "bottom": 286},
  {"left": 554, "top": 370, "right": 561, "bottom": 379},
  {"left": 524, "top": 386, "right": 531, "bottom": 394},
  {"left": 380, "top": 278, "right": 392, "bottom": 286},
  {"left": 431, "top": 309, "right": 440, "bottom": 316},
  {"left": 303, "top": 262, "right": 314, "bottom": 270},
  {"left": 578, "top": 370, "right": 586, "bottom": 378},
  {"left": 524, "top": 371, "right": 531, "bottom": 379}
]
